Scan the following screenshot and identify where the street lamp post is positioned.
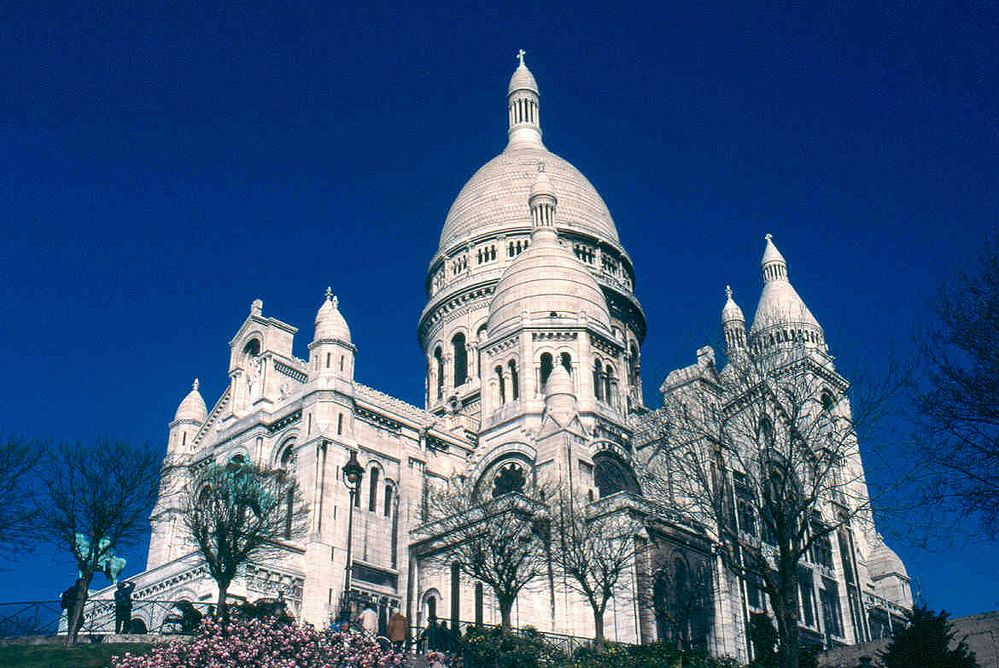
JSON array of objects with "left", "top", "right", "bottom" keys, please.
[{"left": 340, "top": 449, "right": 364, "bottom": 624}]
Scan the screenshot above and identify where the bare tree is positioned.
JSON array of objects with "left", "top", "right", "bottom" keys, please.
[
  {"left": 547, "top": 491, "right": 647, "bottom": 651},
  {"left": 36, "top": 440, "right": 162, "bottom": 644},
  {"left": 181, "top": 459, "right": 307, "bottom": 615},
  {"left": 645, "top": 346, "right": 898, "bottom": 668},
  {"left": 0, "top": 436, "right": 43, "bottom": 556},
  {"left": 423, "top": 475, "right": 549, "bottom": 633},
  {"left": 916, "top": 242, "right": 999, "bottom": 539}
]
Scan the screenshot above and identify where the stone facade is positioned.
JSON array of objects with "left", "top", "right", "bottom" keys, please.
[{"left": 100, "top": 55, "right": 912, "bottom": 663}]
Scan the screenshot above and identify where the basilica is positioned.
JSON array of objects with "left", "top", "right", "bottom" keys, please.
[{"left": 109, "top": 55, "right": 912, "bottom": 661}]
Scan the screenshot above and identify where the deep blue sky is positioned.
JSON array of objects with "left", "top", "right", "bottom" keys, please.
[{"left": 1, "top": 2, "right": 996, "bottom": 615}]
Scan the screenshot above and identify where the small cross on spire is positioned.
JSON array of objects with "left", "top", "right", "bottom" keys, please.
[
  {"left": 324, "top": 286, "right": 333, "bottom": 301},
  {"left": 725, "top": 285, "right": 733, "bottom": 300},
  {"left": 517, "top": 49, "right": 526, "bottom": 67}
]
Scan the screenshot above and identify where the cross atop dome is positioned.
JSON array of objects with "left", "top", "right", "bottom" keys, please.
[{"left": 517, "top": 49, "right": 526, "bottom": 67}]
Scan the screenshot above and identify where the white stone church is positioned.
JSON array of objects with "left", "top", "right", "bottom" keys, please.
[{"left": 108, "top": 55, "right": 912, "bottom": 661}]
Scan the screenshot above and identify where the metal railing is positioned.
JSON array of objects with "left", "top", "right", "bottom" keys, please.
[
  {"left": 0, "top": 599, "right": 218, "bottom": 638},
  {"left": 410, "top": 619, "right": 605, "bottom": 659}
]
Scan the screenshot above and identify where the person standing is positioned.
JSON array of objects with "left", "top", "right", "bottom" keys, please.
[
  {"left": 388, "top": 609, "right": 408, "bottom": 650},
  {"left": 358, "top": 603, "right": 378, "bottom": 636},
  {"left": 114, "top": 581, "right": 135, "bottom": 634}
]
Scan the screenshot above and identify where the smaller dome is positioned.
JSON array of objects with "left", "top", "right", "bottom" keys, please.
[
  {"left": 487, "top": 229, "right": 611, "bottom": 334},
  {"left": 508, "top": 54, "right": 539, "bottom": 95},
  {"left": 530, "top": 163, "right": 554, "bottom": 199},
  {"left": 869, "top": 541, "right": 909, "bottom": 579},
  {"left": 314, "top": 287, "right": 351, "bottom": 342},
  {"left": 175, "top": 378, "right": 207, "bottom": 423},
  {"left": 722, "top": 285, "right": 745, "bottom": 324}
]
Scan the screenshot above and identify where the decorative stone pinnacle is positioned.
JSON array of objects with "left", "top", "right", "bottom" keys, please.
[
  {"left": 192, "top": 378, "right": 199, "bottom": 391},
  {"left": 251, "top": 298, "right": 263, "bottom": 315},
  {"left": 332, "top": 295, "right": 339, "bottom": 308},
  {"left": 765, "top": 233, "right": 773, "bottom": 242},
  {"left": 517, "top": 49, "right": 526, "bottom": 67}
]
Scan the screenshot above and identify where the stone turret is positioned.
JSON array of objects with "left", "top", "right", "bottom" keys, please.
[
  {"left": 309, "top": 287, "right": 355, "bottom": 382},
  {"left": 168, "top": 378, "right": 206, "bottom": 454},
  {"left": 507, "top": 49, "right": 543, "bottom": 148},
  {"left": 722, "top": 285, "right": 747, "bottom": 359}
]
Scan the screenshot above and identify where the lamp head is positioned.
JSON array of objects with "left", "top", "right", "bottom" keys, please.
[{"left": 343, "top": 450, "right": 364, "bottom": 488}]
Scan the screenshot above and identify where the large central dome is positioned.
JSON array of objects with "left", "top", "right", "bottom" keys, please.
[
  {"left": 436, "top": 57, "right": 621, "bottom": 254},
  {"left": 438, "top": 146, "right": 621, "bottom": 252}
]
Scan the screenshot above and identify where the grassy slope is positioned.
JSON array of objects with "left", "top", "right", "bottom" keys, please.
[{"left": 0, "top": 642, "right": 155, "bottom": 668}]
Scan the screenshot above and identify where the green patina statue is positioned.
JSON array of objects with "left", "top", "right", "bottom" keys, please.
[{"left": 75, "top": 533, "right": 127, "bottom": 584}]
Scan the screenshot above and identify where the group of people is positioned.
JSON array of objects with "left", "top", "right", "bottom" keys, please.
[
  {"left": 422, "top": 617, "right": 462, "bottom": 654},
  {"left": 352, "top": 603, "right": 409, "bottom": 650}
]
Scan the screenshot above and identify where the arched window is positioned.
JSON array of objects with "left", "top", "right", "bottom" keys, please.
[
  {"left": 604, "top": 364, "right": 615, "bottom": 404},
  {"left": 540, "top": 353, "right": 554, "bottom": 386},
  {"left": 629, "top": 342, "right": 640, "bottom": 385},
  {"left": 821, "top": 390, "right": 835, "bottom": 412},
  {"left": 759, "top": 416, "right": 775, "bottom": 447},
  {"left": 384, "top": 484, "right": 393, "bottom": 517},
  {"left": 368, "top": 467, "right": 380, "bottom": 512},
  {"left": 425, "top": 593, "right": 438, "bottom": 623},
  {"left": 452, "top": 333, "right": 468, "bottom": 387},
  {"left": 593, "top": 359, "right": 603, "bottom": 400},
  {"left": 434, "top": 347, "right": 444, "bottom": 400},
  {"left": 495, "top": 366, "right": 505, "bottom": 404},
  {"left": 476, "top": 325, "right": 488, "bottom": 380},
  {"left": 492, "top": 462, "right": 527, "bottom": 498},
  {"left": 508, "top": 361, "right": 519, "bottom": 401},
  {"left": 279, "top": 443, "right": 297, "bottom": 539},
  {"left": 560, "top": 352, "right": 572, "bottom": 373},
  {"left": 593, "top": 454, "right": 641, "bottom": 497},
  {"left": 242, "top": 339, "right": 260, "bottom": 358}
]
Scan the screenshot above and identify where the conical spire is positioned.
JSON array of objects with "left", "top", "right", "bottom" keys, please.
[
  {"left": 543, "top": 363, "right": 577, "bottom": 423},
  {"left": 750, "top": 234, "right": 825, "bottom": 348},
  {"left": 761, "top": 233, "right": 789, "bottom": 282},
  {"left": 507, "top": 50, "right": 543, "bottom": 148}
]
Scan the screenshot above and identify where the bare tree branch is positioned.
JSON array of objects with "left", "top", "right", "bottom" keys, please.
[
  {"left": 420, "top": 475, "right": 550, "bottom": 633},
  {"left": 0, "top": 436, "right": 43, "bottom": 558},
  {"left": 178, "top": 459, "right": 307, "bottom": 614},
  {"left": 35, "top": 439, "right": 161, "bottom": 644},
  {"left": 644, "top": 345, "right": 901, "bottom": 668}
]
